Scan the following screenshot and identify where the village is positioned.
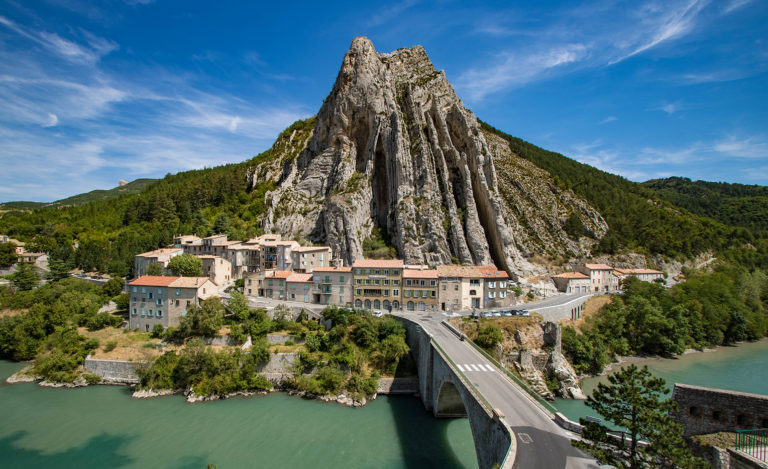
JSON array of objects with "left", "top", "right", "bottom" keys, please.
[{"left": 124, "top": 233, "right": 665, "bottom": 333}]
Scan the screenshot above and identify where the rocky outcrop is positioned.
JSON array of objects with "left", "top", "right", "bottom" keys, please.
[{"left": 248, "top": 37, "right": 607, "bottom": 275}]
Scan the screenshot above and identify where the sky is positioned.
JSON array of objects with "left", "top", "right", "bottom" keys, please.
[{"left": 0, "top": 0, "right": 766, "bottom": 202}]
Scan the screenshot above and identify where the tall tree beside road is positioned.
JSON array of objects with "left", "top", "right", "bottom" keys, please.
[
  {"left": 166, "top": 254, "right": 203, "bottom": 277},
  {"left": 145, "top": 262, "right": 165, "bottom": 276},
  {"left": 573, "top": 365, "right": 706, "bottom": 468}
]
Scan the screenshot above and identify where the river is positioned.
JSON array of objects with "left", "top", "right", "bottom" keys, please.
[
  {"left": 553, "top": 338, "right": 768, "bottom": 423},
  {"left": 0, "top": 361, "right": 477, "bottom": 469}
]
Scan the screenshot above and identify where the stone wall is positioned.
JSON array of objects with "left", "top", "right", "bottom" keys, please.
[
  {"left": 377, "top": 377, "right": 418, "bottom": 394},
  {"left": 672, "top": 384, "right": 768, "bottom": 437},
  {"left": 83, "top": 357, "right": 140, "bottom": 384},
  {"left": 261, "top": 353, "right": 297, "bottom": 373},
  {"left": 266, "top": 334, "right": 305, "bottom": 345}
]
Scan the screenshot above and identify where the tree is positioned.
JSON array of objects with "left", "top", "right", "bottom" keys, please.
[
  {"left": 46, "top": 257, "right": 72, "bottom": 282},
  {"left": 178, "top": 298, "right": 224, "bottom": 337},
  {"left": 475, "top": 323, "right": 503, "bottom": 349},
  {"left": 10, "top": 262, "right": 39, "bottom": 291},
  {"left": 145, "top": 262, "right": 165, "bottom": 276},
  {"left": 212, "top": 213, "right": 231, "bottom": 235},
  {"left": 573, "top": 365, "right": 705, "bottom": 468},
  {"left": 101, "top": 277, "right": 124, "bottom": 298},
  {"left": 0, "top": 242, "right": 17, "bottom": 268},
  {"left": 225, "top": 290, "right": 250, "bottom": 321},
  {"left": 166, "top": 254, "right": 203, "bottom": 277}
]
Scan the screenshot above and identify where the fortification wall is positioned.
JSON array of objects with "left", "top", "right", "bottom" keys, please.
[{"left": 672, "top": 384, "right": 768, "bottom": 437}]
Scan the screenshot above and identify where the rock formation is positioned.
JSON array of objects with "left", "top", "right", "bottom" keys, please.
[{"left": 248, "top": 37, "right": 607, "bottom": 275}]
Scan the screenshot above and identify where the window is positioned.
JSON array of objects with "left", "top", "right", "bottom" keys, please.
[
  {"left": 339, "top": 276, "right": 345, "bottom": 282},
  {"left": 132, "top": 308, "right": 137, "bottom": 316},
  {"left": 470, "top": 289, "right": 477, "bottom": 295},
  {"left": 149, "top": 292, "right": 154, "bottom": 299},
  {"left": 442, "top": 285, "right": 446, "bottom": 290},
  {"left": 374, "top": 270, "right": 380, "bottom": 275},
  {"left": 384, "top": 279, "right": 390, "bottom": 285},
  {"left": 355, "top": 269, "right": 361, "bottom": 275},
  {"left": 488, "top": 281, "right": 496, "bottom": 288},
  {"left": 393, "top": 289, "right": 399, "bottom": 296},
  {"left": 157, "top": 310, "right": 163, "bottom": 318},
  {"left": 454, "top": 285, "right": 458, "bottom": 291},
  {"left": 356, "top": 289, "right": 361, "bottom": 295},
  {"left": 176, "top": 299, "right": 180, "bottom": 306},
  {"left": 339, "top": 286, "right": 344, "bottom": 293},
  {"left": 141, "top": 287, "right": 146, "bottom": 293},
  {"left": 430, "top": 280, "right": 436, "bottom": 286},
  {"left": 404, "top": 290, "right": 411, "bottom": 297},
  {"left": 176, "top": 288, "right": 180, "bottom": 296},
  {"left": 393, "top": 280, "right": 399, "bottom": 285},
  {"left": 406, "top": 280, "right": 412, "bottom": 286},
  {"left": 157, "top": 298, "right": 163, "bottom": 305},
  {"left": 384, "top": 269, "right": 389, "bottom": 275},
  {"left": 158, "top": 288, "right": 163, "bottom": 294},
  {"left": 132, "top": 287, "right": 138, "bottom": 293},
  {"left": 269, "top": 279, "right": 273, "bottom": 286}
]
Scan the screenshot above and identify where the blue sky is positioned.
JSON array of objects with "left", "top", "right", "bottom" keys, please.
[{"left": 1, "top": 0, "right": 766, "bottom": 202}]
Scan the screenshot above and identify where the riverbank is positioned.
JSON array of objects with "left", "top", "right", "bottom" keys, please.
[{"left": 554, "top": 338, "right": 768, "bottom": 423}]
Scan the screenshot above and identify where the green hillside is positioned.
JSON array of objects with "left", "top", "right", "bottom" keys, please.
[
  {"left": 0, "top": 178, "right": 157, "bottom": 210},
  {"left": 643, "top": 177, "right": 768, "bottom": 238},
  {"left": 53, "top": 178, "right": 157, "bottom": 207}
]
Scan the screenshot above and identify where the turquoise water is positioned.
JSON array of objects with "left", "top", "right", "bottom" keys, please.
[
  {"left": 554, "top": 339, "right": 768, "bottom": 423},
  {"left": 0, "top": 361, "right": 477, "bottom": 469}
]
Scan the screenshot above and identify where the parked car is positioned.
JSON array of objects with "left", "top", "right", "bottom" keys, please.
[{"left": 372, "top": 310, "right": 384, "bottom": 318}]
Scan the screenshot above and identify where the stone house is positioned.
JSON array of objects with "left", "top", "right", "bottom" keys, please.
[
  {"left": 286, "top": 272, "right": 314, "bottom": 303},
  {"left": 128, "top": 276, "right": 216, "bottom": 332},
  {"left": 403, "top": 269, "right": 439, "bottom": 312},
  {"left": 352, "top": 259, "right": 403, "bottom": 311},
  {"left": 614, "top": 268, "right": 665, "bottom": 285},
  {"left": 133, "top": 248, "right": 183, "bottom": 277},
  {"left": 311, "top": 267, "right": 353, "bottom": 306},
  {"left": 245, "top": 270, "right": 292, "bottom": 300},
  {"left": 477, "top": 266, "right": 512, "bottom": 308},
  {"left": 201, "top": 234, "right": 231, "bottom": 257},
  {"left": 551, "top": 272, "right": 591, "bottom": 293},
  {"left": 575, "top": 263, "right": 620, "bottom": 292},
  {"left": 291, "top": 246, "right": 332, "bottom": 273},
  {"left": 436, "top": 265, "right": 484, "bottom": 311},
  {"left": 222, "top": 243, "right": 250, "bottom": 278},
  {"left": 198, "top": 255, "right": 232, "bottom": 287},
  {"left": 260, "top": 240, "right": 299, "bottom": 271}
]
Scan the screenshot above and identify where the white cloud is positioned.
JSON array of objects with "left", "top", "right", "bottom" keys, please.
[
  {"left": 43, "top": 113, "right": 58, "bottom": 127},
  {"left": 457, "top": 43, "right": 588, "bottom": 100},
  {"left": 661, "top": 103, "right": 680, "bottom": 114},
  {"left": 723, "top": 0, "right": 754, "bottom": 14},
  {"left": 599, "top": 116, "right": 618, "bottom": 124},
  {"left": 713, "top": 136, "right": 768, "bottom": 159}
]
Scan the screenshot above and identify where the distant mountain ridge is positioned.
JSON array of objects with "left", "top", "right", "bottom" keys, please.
[{"left": 0, "top": 179, "right": 157, "bottom": 210}]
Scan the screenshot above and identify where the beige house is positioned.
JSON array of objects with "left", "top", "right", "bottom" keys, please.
[
  {"left": 286, "top": 272, "right": 314, "bottom": 303},
  {"left": 128, "top": 276, "right": 216, "bottom": 332},
  {"left": 198, "top": 255, "right": 232, "bottom": 287},
  {"left": 353, "top": 259, "right": 403, "bottom": 311},
  {"left": 291, "top": 246, "right": 332, "bottom": 273},
  {"left": 222, "top": 243, "right": 251, "bottom": 278},
  {"left": 614, "top": 268, "right": 665, "bottom": 284},
  {"left": 576, "top": 263, "right": 620, "bottom": 292},
  {"left": 312, "top": 267, "right": 353, "bottom": 306},
  {"left": 403, "top": 269, "right": 438, "bottom": 312},
  {"left": 133, "top": 248, "right": 183, "bottom": 277},
  {"left": 436, "top": 265, "right": 484, "bottom": 311},
  {"left": 477, "top": 266, "right": 513, "bottom": 308},
  {"left": 551, "top": 272, "right": 591, "bottom": 293},
  {"left": 260, "top": 240, "right": 300, "bottom": 271},
  {"left": 244, "top": 270, "right": 292, "bottom": 300}
]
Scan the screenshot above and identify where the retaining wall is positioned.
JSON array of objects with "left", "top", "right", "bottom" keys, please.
[
  {"left": 83, "top": 357, "right": 140, "bottom": 384},
  {"left": 672, "top": 384, "right": 768, "bottom": 437}
]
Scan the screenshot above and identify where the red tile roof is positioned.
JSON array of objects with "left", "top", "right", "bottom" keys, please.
[
  {"left": 436, "top": 265, "right": 482, "bottom": 278},
  {"left": 129, "top": 276, "right": 180, "bottom": 287},
  {"left": 583, "top": 263, "right": 614, "bottom": 270},
  {"left": 476, "top": 266, "right": 509, "bottom": 278},
  {"left": 287, "top": 273, "right": 314, "bottom": 283},
  {"left": 403, "top": 269, "right": 438, "bottom": 279},
  {"left": 170, "top": 277, "right": 215, "bottom": 288},
  {"left": 552, "top": 272, "right": 589, "bottom": 279},
  {"left": 265, "top": 270, "right": 292, "bottom": 279}
]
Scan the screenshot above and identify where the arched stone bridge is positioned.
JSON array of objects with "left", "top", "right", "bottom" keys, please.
[{"left": 397, "top": 316, "right": 515, "bottom": 469}]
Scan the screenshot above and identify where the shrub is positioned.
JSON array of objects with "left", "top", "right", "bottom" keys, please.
[{"left": 103, "top": 340, "right": 118, "bottom": 352}]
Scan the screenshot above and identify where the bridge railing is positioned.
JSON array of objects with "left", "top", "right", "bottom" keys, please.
[
  {"left": 430, "top": 338, "right": 515, "bottom": 469},
  {"left": 460, "top": 329, "right": 560, "bottom": 416},
  {"left": 736, "top": 428, "right": 768, "bottom": 462}
]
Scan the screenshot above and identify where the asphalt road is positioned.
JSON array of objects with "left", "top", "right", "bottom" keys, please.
[{"left": 398, "top": 312, "right": 600, "bottom": 469}]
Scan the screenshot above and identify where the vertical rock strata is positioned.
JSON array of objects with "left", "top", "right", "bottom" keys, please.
[{"left": 257, "top": 37, "right": 607, "bottom": 275}]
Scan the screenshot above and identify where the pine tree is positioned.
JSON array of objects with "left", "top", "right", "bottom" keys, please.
[{"left": 573, "top": 365, "right": 707, "bottom": 468}]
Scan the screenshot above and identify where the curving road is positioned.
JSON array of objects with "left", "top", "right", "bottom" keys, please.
[{"left": 396, "top": 312, "right": 600, "bottom": 469}]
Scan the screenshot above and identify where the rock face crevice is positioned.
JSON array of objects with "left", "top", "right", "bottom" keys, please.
[{"left": 254, "top": 37, "right": 608, "bottom": 275}]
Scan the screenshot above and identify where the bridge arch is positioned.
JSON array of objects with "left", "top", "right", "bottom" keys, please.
[{"left": 435, "top": 380, "right": 468, "bottom": 418}]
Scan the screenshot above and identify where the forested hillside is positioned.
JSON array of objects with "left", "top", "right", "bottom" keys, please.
[
  {"left": 479, "top": 121, "right": 768, "bottom": 269},
  {"left": 0, "top": 179, "right": 157, "bottom": 210},
  {"left": 643, "top": 177, "right": 768, "bottom": 238}
]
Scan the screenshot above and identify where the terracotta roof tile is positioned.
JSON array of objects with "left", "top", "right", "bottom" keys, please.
[
  {"left": 436, "top": 265, "right": 483, "bottom": 278},
  {"left": 313, "top": 267, "right": 353, "bottom": 272},
  {"left": 552, "top": 272, "right": 589, "bottom": 279},
  {"left": 265, "top": 270, "right": 292, "bottom": 279},
  {"left": 403, "top": 269, "right": 438, "bottom": 279},
  {"left": 476, "top": 266, "right": 509, "bottom": 278},
  {"left": 584, "top": 263, "right": 614, "bottom": 270},
  {"left": 170, "top": 277, "right": 216, "bottom": 288},
  {"left": 135, "top": 248, "right": 183, "bottom": 258},
  {"left": 287, "top": 273, "right": 314, "bottom": 283},
  {"left": 129, "top": 276, "right": 180, "bottom": 287}
]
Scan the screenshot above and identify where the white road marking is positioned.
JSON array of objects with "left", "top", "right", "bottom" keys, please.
[
  {"left": 518, "top": 433, "right": 533, "bottom": 444},
  {"left": 470, "top": 364, "right": 480, "bottom": 371},
  {"left": 457, "top": 364, "right": 465, "bottom": 371}
]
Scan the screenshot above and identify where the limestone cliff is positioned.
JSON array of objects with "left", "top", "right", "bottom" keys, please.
[{"left": 247, "top": 37, "right": 607, "bottom": 275}]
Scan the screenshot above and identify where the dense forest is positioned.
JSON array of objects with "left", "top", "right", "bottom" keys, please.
[
  {"left": 644, "top": 177, "right": 768, "bottom": 238},
  {"left": 480, "top": 121, "right": 768, "bottom": 269},
  {"left": 562, "top": 269, "right": 768, "bottom": 375}
]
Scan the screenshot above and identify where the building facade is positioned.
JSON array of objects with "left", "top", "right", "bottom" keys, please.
[
  {"left": 291, "top": 246, "right": 332, "bottom": 273},
  {"left": 353, "top": 259, "right": 403, "bottom": 311},
  {"left": 551, "top": 272, "right": 591, "bottom": 293},
  {"left": 576, "top": 263, "right": 620, "bottom": 292},
  {"left": 311, "top": 267, "right": 353, "bottom": 306},
  {"left": 133, "top": 248, "right": 183, "bottom": 277},
  {"left": 403, "top": 269, "right": 438, "bottom": 311},
  {"left": 198, "top": 255, "right": 232, "bottom": 287},
  {"left": 436, "top": 265, "right": 484, "bottom": 311},
  {"left": 128, "top": 276, "right": 215, "bottom": 331},
  {"left": 478, "top": 266, "right": 512, "bottom": 309}
]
